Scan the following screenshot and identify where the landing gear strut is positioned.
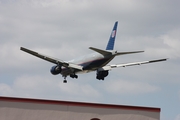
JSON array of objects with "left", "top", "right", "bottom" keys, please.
[{"left": 63, "top": 76, "right": 67, "bottom": 83}]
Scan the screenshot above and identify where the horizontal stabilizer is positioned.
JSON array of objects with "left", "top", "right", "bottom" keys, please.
[
  {"left": 90, "top": 47, "right": 144, "bottom": 56},
  {"left": 115, "top": 51, "right": 144, "bottom": 56},
  {"left": 89, "top": 47, "right": 112, "bottom": 56}
]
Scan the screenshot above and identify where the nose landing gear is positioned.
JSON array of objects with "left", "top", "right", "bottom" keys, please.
[
  {"left": 63, "top": 79, "right": 67, "bottom": 83},
  {"left": 63, "top": 76, "right": 67, "bottom": 83}
]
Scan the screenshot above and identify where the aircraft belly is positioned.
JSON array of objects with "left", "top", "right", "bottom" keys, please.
[
  {"left": 61, "top": 68, "right": 80, "bottom": 76},
  {"left": 61, "top": 56, "right": 115, "bottom": 76},
  {"left": 82, "top": 57, "right": 114, "bottom": 70}
]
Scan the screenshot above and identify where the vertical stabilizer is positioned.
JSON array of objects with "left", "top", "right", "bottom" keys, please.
[{"left": 106, "top": 21, "right": 118, "bottom": 50}]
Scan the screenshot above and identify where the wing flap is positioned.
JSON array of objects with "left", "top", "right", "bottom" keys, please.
[
  {"left": 20, "top": 47, "right": 83, "bottom": 70},
  {"left": 99, "top": 58, "right": 168, "bottom": 71}
]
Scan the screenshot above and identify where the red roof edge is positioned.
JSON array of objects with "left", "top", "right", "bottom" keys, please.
[{"left": 0, "top": 96, "right": 160, "bottom": 112}]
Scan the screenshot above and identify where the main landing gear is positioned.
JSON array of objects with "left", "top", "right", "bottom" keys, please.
[{"left": 70, "top": 74, "right": 78, "bottom": 79}]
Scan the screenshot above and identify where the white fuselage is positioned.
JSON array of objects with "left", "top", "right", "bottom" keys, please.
[{"left": 61, "top": 52, "right": 115, "bottom": 76}]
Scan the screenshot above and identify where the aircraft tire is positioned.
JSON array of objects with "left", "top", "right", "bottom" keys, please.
[
  {"left": 75, "top": 75, "right": 78, "bottom": 79},
  {"left": 63, "top": 80, "right": 67, "bottom": 83}
]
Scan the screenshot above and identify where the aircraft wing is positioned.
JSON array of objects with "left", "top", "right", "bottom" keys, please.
[
  {"left": 20, "top": 47, "right": 83, "bottom": 70},
  {"left": 98, "top": 58, "right": 168, "bottom": 71}
]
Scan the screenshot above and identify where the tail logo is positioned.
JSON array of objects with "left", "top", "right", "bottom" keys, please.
[{"left": 111, "top": 30, "right": 116, "bottom": 38}]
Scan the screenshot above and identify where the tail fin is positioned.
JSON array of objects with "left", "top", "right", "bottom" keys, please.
[{"left": 106, "top": 21, "right": 118, "bottom": 50}]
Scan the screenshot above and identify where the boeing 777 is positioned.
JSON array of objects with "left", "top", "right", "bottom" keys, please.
[{"left": 20, "top": 21, "right": 167, "bottom": 83}]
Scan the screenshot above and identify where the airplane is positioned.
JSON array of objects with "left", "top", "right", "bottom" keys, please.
[{"left": 20, "top": 21, "right": 167, "bottom": 83}]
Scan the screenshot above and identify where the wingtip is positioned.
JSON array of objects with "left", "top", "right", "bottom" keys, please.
[
  {"left": 149, "top": 58, "right": 168, "bottom": 63},
  {"left": 20, "top": 47, "right": 26, "bottom": 51},
  {"left": 164, "top": 58, "right": 169, "bottom": 61}
]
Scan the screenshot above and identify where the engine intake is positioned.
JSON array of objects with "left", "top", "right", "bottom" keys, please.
[{"left": 50, "top": 65, "right": 62, "bottom": 75}]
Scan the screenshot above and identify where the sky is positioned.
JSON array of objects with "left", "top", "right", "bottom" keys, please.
[{"left": 0, "top": 0, "right": 180, "bottom": 120}]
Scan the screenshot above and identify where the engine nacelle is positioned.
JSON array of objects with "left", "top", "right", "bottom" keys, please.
[
  {"left": 96, "top": 70, "right": 109, "bottom": 80},
  {"left": 50, "top": 65, "right": 62, "bottom": 75}
]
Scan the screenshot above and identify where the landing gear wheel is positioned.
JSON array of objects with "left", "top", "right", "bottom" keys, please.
[
  {"left": 63, "top": 80, "right": 67, "bottom": 83},
  {"left": 70, "top": 74, "right": 78, "bottom": 79},
  {"left": 96, "top": 76, "right": 104, "bottom": 80},
  {"left": 75, "top": 75, "right": 78, "bottom": 79}
]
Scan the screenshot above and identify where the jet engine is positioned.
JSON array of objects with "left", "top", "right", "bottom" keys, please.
[
  {"left": 96, "top": 70, "right": 109, "bottom": 80},
  {"left": 50, "top": 65, "right": 62, "bottom": 75}
]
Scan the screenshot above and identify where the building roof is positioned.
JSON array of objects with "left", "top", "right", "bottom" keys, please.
[{"left": 0, "top": 96, "right": 160, "bottom": 112}]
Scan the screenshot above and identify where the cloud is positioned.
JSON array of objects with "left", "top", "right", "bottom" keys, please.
[
  {"left": 179, "top": 90, "right": 180, "bottom": 101},
  {"left": 143, "top": 29, "right": 180, "bottom": 59},
  {"left": 0, "top": 83, "right": 13, "bottom": 95},
  {"left": 58, "top": 81, "right": 101, "bottom": 101},
  {"left": 0, "top": 75, "right": 60, "bottom": 98},
  {"left": 103, "top": 79, "right": 160, "bottom": 95},
  {"left": 161, "top": 29, "right": 180, "bottom": 59},
  {"left": 120, "top": 29, "right": 180, "bottom": 60},
  {"left": 14, "top": 75, "right": 47, "bottom": 90},
  {"left": 0, "top": 74, "right": 101, "bottom": 102},
  {"left": 175, "top": 114, "right": 180, "bottom": 120},
  {"left": 3, "top": 75, "right": 58, "bottom": 97},
  {"left": 144, "top": 29, "right": 180, "bottom": 59}
]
